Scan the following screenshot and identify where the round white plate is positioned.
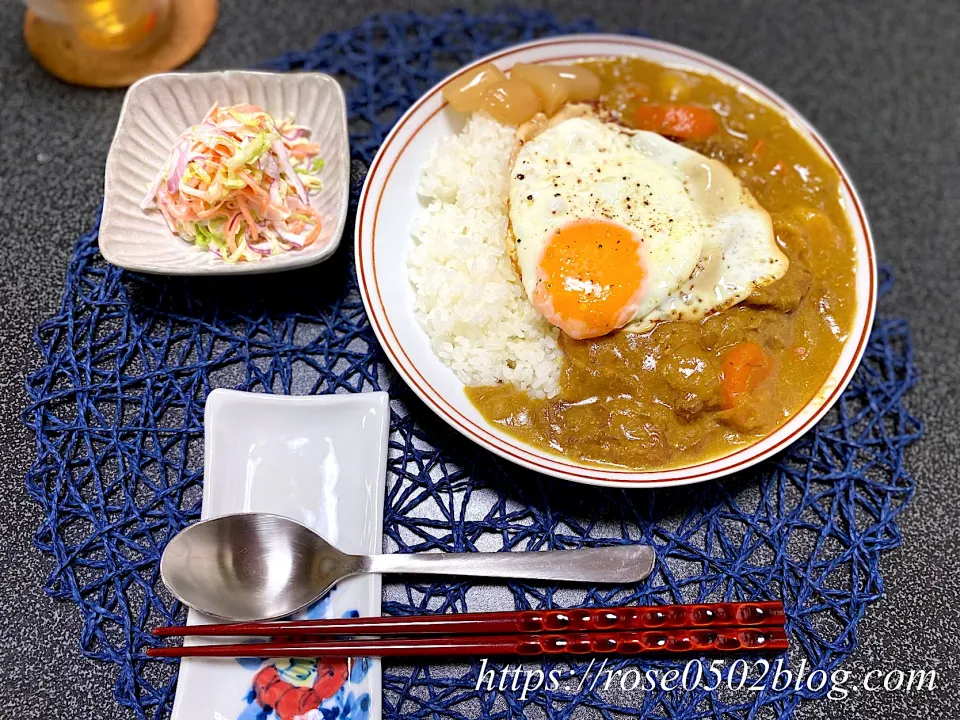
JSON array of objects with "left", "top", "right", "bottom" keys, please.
[{"left": 356, "top": 35, "right": 876, "bottom": 489}]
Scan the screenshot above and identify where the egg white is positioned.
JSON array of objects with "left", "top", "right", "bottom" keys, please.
[
  {"left": 623, "top": 131, "right": 788, "bottom": 332},
  {"left": 509, "top": 116, "right": 705, "bottom": 325},
  {"left": 508, "top": 115, "right": 787, "bottom": 335}
]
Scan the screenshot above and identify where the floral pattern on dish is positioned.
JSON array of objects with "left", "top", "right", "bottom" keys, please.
[{"left": 235, "top": 592, "right": 372, "bottom": 720}]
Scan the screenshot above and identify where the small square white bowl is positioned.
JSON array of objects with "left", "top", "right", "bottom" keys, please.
[{"left": 101, "top": 71, "right": 349, "bottom": 275}]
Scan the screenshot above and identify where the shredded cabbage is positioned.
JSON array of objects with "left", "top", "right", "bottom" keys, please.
[{"left": 141, "top": 103, "right": 326, "bottom": 262}]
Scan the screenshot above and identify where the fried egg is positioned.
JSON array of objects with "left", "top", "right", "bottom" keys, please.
[{"left": 509, "top": 115, "right": 787, "bottom": 339}]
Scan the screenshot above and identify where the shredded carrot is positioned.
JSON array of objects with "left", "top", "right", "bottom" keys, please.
[
  {"left": 288, "top": 142, "right": 321, "bottom": 158},
  {"left": 224, "top": 215, "right": 239, "bottom": 254},
  {"left": 239, "top": 171, "right": 270, "bottom": 200},
  {"left": 235, "top": 196, "right": 259, "bottom": 242},
  {"left": 302, "top": 220, "right": 324, "bottom": 248}
]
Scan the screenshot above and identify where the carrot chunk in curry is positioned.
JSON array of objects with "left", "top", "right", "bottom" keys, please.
[
  {"left": 720, "top": 342, "right": 774, "bottom": 410},
  {"left": 631, "top": 104, "right": 719, "bottom": 140}
]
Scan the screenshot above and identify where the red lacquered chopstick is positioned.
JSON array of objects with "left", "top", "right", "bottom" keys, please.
[
  {"left": 154, "top": 601, "right": 785, "bottom": 638},
  {"left": 147, "top": 626, "right": 788, "bottom": 659}
]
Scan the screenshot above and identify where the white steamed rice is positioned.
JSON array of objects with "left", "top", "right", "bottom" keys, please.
[{"left": 408, "top": 115, "right": 562, "bottom": 398}]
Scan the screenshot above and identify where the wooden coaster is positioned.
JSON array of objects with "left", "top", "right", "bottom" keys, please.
[{"left": 24, "top": 0, "right": 218, "bottom": 88}]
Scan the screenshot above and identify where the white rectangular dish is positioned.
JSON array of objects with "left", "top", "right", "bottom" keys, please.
[{"left": 170, "top": 389, "right": 388, "bottom": 720}]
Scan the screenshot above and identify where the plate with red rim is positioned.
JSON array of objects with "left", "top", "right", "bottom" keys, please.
[{"left": 355, "top": 34, "right": 876, "bottom": 489}]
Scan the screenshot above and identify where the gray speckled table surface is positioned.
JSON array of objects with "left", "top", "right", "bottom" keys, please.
[{"left": 0, "top": 1, "right": 956, "bottom": 718}]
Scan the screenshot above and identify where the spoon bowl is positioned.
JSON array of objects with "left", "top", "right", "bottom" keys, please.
[
  {"left": 161, "top": 513, "right": 362, "bottom": 620},
  {"left": 162, "top": 512, "right": 656, "bottom": 621}
]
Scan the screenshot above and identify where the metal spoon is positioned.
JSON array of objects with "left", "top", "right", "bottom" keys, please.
[{"left": 160, "top": 512, "right": 656, "bottom": 621}]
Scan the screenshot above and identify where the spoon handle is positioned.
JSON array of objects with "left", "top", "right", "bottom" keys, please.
[{"left": 365, "top": 545, "right": 655, "bottom": 584}]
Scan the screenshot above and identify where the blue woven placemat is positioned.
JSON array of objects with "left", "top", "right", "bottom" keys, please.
[{"left": 22, "top": 8, "right": 922, "bottom": 720}]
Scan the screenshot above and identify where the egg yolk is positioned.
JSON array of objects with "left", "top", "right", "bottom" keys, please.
[{"left": 533, "top": 219, "right": 645, "bottom": 339}]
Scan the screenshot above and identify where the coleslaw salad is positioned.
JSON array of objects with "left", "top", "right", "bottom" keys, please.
[{"left": 141, "top": 103, "right": 325, "bottom": 262}]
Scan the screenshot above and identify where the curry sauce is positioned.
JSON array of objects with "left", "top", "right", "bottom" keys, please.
[{"left": 466, "top": 57, "right": 858, "bottom": 470}]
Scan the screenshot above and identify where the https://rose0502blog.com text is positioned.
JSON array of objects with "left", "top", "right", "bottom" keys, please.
[{"left": 475, "top": 657, "right": 938, "bottom": 701}]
